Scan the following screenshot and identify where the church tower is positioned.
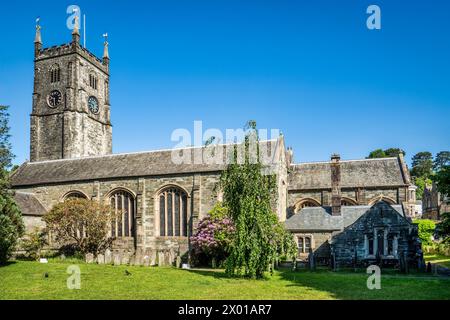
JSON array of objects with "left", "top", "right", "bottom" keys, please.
[{"left": 30, "top": 18, "right": 112, "bottom": 162}]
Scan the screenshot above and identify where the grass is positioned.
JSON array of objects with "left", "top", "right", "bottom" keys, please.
[
  {"left": 424, "top": 253, "right": 450, "bottom": 269},
  {"left": 0, "top": 260, "right": 449, "bottom": 300}
]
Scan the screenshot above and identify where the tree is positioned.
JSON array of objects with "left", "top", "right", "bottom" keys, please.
[
  {"left": 414, "top": 176, "right": 432, "bottom": 200},
  {"left": 384, "top": 148, "right": 406, "bottom": 158},
  {"left": 367, "top": 148, "right": 405, "bottom": 159},
  {"left": 411, "top": 152, "right": 433, "bottom": 178},
  {"left": 367, "top": 149, "right": 386, "bottom": 159},
  {"left": 0, "top": 105, "right": 24, "bottom": 265},
  {"left": 432, "top": 165, "right": 450, "bottom": 199},
  {"left": 219, "top": 121, "right": 296, "bottom": 278},
  {"left": 43, "top": 198, "right": 115, "bottom": 255},
  {"left": 436, "top": 212, "right": 450, "bottom": 244},
  {"left": 434, "top": 151, "right": 450, "bottom": 172}
]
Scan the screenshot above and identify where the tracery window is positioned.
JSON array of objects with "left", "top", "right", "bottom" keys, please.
[
  {"left": 50, "top": 64, "right": 61, "bottom": 83},
  {"left": 159, "top": 187, "right": 188, "bottom": 237},
  {"left": 110, "top": 190, "right": 135, "bottom": 238},
  {"left": 89, "top": 74, "right": 98, "bottom": 90}
]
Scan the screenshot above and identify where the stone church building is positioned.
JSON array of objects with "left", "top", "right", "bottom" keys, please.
[{"left": 11, "top": 22, "right": 421, "bottom": 267}]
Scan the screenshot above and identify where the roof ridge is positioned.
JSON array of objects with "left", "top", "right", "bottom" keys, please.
[
  {"left": 26, "top": 139, "right": 278, "bottom": 165},
  {"left": 291, "top": 157, "right": 398, "bottom": 166}
]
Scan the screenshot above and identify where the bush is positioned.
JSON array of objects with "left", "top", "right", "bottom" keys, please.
[
  {"left": 415, "top": 219, "right": 436, "bottom": 246},
  {"left": 21, "top": 228, "right": 48, "bottom": 260},
  {"left": 190, "top": 203, "right": 235, "bottom": 267},
  {"left": 0, "top": 191, "right": 25, "bottom": 264},
  {"left": 43, "top": 198, "right": 114, "bottom": 256}
]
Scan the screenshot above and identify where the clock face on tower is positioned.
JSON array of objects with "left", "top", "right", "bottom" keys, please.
[
  {"left": 88, "top": 96, "right": 99, "bottom": 114},
  {"left": 46, "top": 90, "right": 62, "bottom": 108}
]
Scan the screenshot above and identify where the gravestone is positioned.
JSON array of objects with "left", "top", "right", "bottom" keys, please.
[
  {"left": 308, "top": 251, "right": 316, "bottom": 271},
  {"left": 150, "top": 251, "right": 157, "bottom": 266},
  {"left": 122, "top": 253, "right": 130, "bottom": 265},
  {"left": 85, "top": 253, "right": 94, "bottom": 264},
  {"left": 113, "top": 253, "right": 121, "bottom": 266},
  {"left": 97, "top": 253, "right": 105, "bottom": 264},
  {"left": 104, "top": 249, "right": 112, "bottom": 264},
  {"left": 158, "top": 251, "right": 165, "bottom": 266},
  {"left": 134, "top": 251, "right": 143, "bottom": 266},
  {"left": 143, "top": 255, "right": 150, "bottom": 267},
  {"left": 176, "top": 256, "right": 182, "bottom": 268}
]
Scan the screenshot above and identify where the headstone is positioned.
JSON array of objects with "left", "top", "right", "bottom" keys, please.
[
  {"left": 128, "top": 254, "right": 135, "bottom": 266},
  {"left": 176, "top": 255, "right": 181, "bottom": 268},
  {"left": 308, "top": 251, "right": 315, "bottom": 271},
  {"left": 121, "top": 253, "right": 130, "bottom": 265},
  {"left": 85, "top": 253, "right": 94, "bottom": 264},
  {"left": 39, "top": 258, "right": 48, "bottom": 264},
  {"left": 59, "top": 254, "right": 66, "bottom": 260},
  {"left": 104, "top": 249, "right": 112, "bottom": 264},
  {"left": 150, "top": 251, "right": 157, "bottom": 266},
  {"left": 113, "top": 253, "right": 121, "bottom": 266},
  {"left": 97, "top": 254, "right": 105, "bottom": 264},
  {"left": 158, "top": 251, "right": 165, "bottom": 266},
  {"left": 133, "top": 251, "right": 141, "bottom": 266},
  {"left": 182, "top": 263, "right": 190, "bottom": 269},
  {"left": 143, "top": 255, "right": 150, "bottom": 267}
]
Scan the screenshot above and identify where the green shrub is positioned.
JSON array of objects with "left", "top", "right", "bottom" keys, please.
[
  {"left": 414, "top": 219, "right": 436, "bottom": 246},
  {"left": 0, "top": 192, "right": 25, "bottom": 264},
  {"left": 21, "top": 228, "right": 48, "bottom": 260}
]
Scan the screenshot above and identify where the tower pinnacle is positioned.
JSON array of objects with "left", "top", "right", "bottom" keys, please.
[
  {"left": 34, "top": 18, "right": 42, "bottom": 57},
  {"left": 72, "top": 14, "right": 80, "bottom": 44}
]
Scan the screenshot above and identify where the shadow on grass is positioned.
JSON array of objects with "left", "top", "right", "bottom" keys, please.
[{"left": 0, "top": 261, "right": 17, "bottom": 268}]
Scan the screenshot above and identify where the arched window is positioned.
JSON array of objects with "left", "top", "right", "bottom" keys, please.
[
  {"left": 89, "top": 73, "right": 98, "bottom": 90},
  {"left": 295, "top": 198, "right": 321, "bottom": 212},
  {"left": 50, "top": 64, "right": 61, "bottom": 83},
  {"left": 159, "top": 187, "right": 188, "bottom": 237},
  {"left": 341, "top": 197, "right": 357, "bottom": 206},
  {"left": 63, "top": 191, "right": 88, "bottom": 201},
  {"left": 110, "top": 190, "right": 135, "bottom": 238}
]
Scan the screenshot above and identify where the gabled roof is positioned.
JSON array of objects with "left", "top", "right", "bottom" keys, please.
[
  {"left": 11, "top": 139, "right": 279, "bottom": 187},
  {"left": 13, "top": 192, "right": 47, "bottom": 216},
  {"left": 285, "top": 203, "right": 404, "bottom": 231},
  {"left": 288, "top": 157, "right": 410, "bottom": 190}
]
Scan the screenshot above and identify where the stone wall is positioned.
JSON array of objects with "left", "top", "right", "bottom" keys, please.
[
  {"left": 331, "top": 201, "right": 419, "bottom": 267},
  {"left": 31, "top": 41, "right": 111, "bottom": 162},
  {"left": 13, "top": 172, "right": 222, "bottom": 258}
]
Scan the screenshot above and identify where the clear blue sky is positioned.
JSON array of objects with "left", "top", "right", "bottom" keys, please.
[{"left": 1, "top": 0, "right": 449, "bottom": 166}]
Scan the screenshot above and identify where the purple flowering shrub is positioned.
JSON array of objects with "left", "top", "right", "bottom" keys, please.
[{"left": 190, "top": 203, "right": 235, "bottom": 267}]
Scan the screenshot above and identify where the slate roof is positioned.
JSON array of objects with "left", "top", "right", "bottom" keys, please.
[
  {"left": 285, "top": 204, "right": 404, "bottom": 231},
  {"left": 10, "top": 140, "right": 279, "bottom": 187},
  {"left": 288, "top": 157, "right": 409, "bottom": 190},
  {"left": 13, "top": 192, "right": 47, "bottom": 216}
]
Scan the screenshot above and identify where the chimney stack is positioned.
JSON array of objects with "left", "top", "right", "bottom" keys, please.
[{"left": 331, "top": 153, "right": 341, "bottom": 215}]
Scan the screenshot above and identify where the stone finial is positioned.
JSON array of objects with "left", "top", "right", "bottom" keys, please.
[
  {"left": 102, "top": 33, "right": 110, "bottom": 67},
  {"left": 331, "top": 153, "right": 341, "bottom": 162},
  {"left": 34, "top": 18, "right": 42, "bottom": 43},
  {"left": 34, "top": 18, "right": 42, "bottom": 57},
  {"left": 72, "top": 14, "right": 80, "bottom": 44}
]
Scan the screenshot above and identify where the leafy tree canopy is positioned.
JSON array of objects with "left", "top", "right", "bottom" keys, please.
[
  {"left": 0, "top": 105, "right": 24, "bottom": 264},
  {"left": 411, "top": 151, "right": 433, "bottom": 179},
  {"left": 433, "top": 151, "right": 450, "bottom": 172},
  {"left": 219, "top": 120, "right": 296, "bottom": 279},
  {"left": 367, "top": 148, "right": 405, "bottom": 159}
]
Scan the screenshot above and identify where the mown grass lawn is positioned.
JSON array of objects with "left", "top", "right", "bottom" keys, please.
[
  {"left": 424, "top": 253, "right": 450, "bottom": 269},
  {"left": 0, "top": 260, "right": 449, "bottom": 300}
]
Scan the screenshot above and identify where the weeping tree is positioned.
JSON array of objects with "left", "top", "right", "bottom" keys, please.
[{"left": 220, "top": 121, "right": 296, "bottom": 278}]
